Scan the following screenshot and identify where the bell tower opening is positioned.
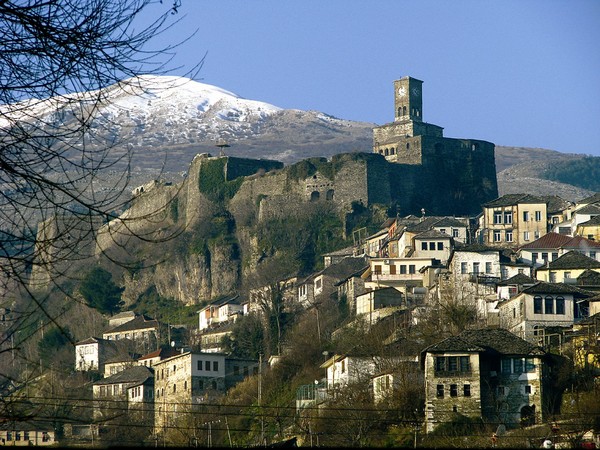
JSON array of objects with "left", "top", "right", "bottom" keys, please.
[{"left": 394, "top": 76, "right": 423, "bottom": 123}]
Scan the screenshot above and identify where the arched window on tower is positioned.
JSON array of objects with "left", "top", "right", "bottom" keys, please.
[
  {"left": 326, "top": 189, "right": 334, "bottom": 201},
  {"left": 310, "top": 191, "right": 320, "bottom": 202},
  {"left": 403, "top": 106, "right": 407, "bottom": 115},
  {"left": 406, "top": 142, "right": 410, "bottom": 150},
  {"left": 397, "top": 107, "right": 402, "bottom": 116},
  {"left": 384, "top": 148, "right": 389, "bottom": 156}
]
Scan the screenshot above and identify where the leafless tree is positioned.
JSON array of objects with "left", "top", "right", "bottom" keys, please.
[{"left": 0, "top": 0, "right": 202, "bottom": 421}]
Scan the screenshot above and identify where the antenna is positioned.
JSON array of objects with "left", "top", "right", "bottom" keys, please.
[{"left": 215, "top": 138, "right": 230, "bottom": 156}]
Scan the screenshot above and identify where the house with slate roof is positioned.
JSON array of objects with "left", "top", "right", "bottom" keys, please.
[
  {"left": 92, "top": 365, "right": 154, "bottom": 420},
  {"left": 571, "top": 202, "right": 600, "bottom": 236},
  {"left": 535, "top": 250, "right": 600, "bottom": 284},
  {"left": 421, "top": 328, "right": 556, "bottom": 433},
  {"left": 102, "top": 313, "right": 164, "bottom": 355},
  {"left": 496, "top": 273, "right": 537, "bottom": 301},
  {"left": 197, "top": 295, "right": 244, "bottom": 331},
  {"left": 296, "top": 256, "right": 368, "bottom": 308},
  {"left": 479, "top": 194, "right": 548, "bottom": 248},
  {"left": 497, "top": 281, "right": 595, "bottom": 344},
  {"left": 576, "top": 214, "right": 600, "bottom": 243},
  {"left": 74, "top": 336, "right": 132, "bottom": 373}
]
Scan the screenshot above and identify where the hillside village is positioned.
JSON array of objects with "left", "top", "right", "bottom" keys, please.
[{"left": 1, "top": 77, "right": 600, "bottom": 448}]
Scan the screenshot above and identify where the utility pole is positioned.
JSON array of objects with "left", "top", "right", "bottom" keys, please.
[{"left": 258, "top": 353, "right": 264, "bottom": 446}]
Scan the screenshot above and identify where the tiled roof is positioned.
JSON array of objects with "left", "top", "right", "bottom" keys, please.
[
  {"left": 321, "top": 256, "right": 369, "bottom": 279},
  {"left": 577, "top": 192, "right": 600, "bottom": 205},
  {"left": 433, "top": 217, "right": 469, "bottom": 228},
  {"left": 414, "top": 229, "right": 451, "bottom": 239},
  {"left": 453, "top": 242, "right": 502, "bottom": 253},
  {"left": 406, "top": 216, "right": 445, "bottom": 232},
  {"left": 423, "top": 328, "right": 545, "bottom": 356},
  {"left": 483, "top": 193, "right": 546, "bottom": 208},
  {"left": 104, "top": 314, "right": 159, "bottom": 334},
  {"left": 323, "top": 246, "right": 356, "bottom": 257},
  {"left": 575, "top": 203, "right": 600, "bottom": 215},
  {"left": 545, "top": 251, "right": 600, "bottom": 270},
  {"left": 93, "top": 365, "right": 154, "bottom": 386},
  {"left": 496, "top": 273, "right": 537, "bottom": 286},
  {"left": 75, "top": 336, "right": 109, "bottom": 346},
  {"left": 577, "top": 269, "right": 600, "bottom": 285},
  {"left": 540, "top": 195, "right": 573, "bottom": 214},
  {"left": 519, "top": 232, "right": 573, "bottom": 250},
  {"left": 138, "top": 347, "right": 181, "bottom": 361},
  {"left": 580, "top": 215, "right": 600, "bottom": 226},
  {"left": 563, "top": 236, "right": 600, "bottom": 249},
  {"left": 522, "top": 281, "right": 595, "bottom": 297}
]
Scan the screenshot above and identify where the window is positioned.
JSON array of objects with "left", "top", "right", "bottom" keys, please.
[
  {"left": 389, "top": 264, "right": 396, "bottom": 275},
  {"left": 400, "top": 265, "right": 407, "bottom": 274},
  {"left": 173, "top": 384, "right": 176, "bottom": 393},
  {"left": 436, "top": 384, "right": 444, "bottom": 398},
  {"left": 504, "top": 212, "right": 512, "bottom": 224},
  {"left": 542, "top": 252, "right": 548, "bottom": 262},
  {"left": 374, "top": 265, "right": 382, "bottom": 275},
  {"left": 421, "top": 242, "right": 427, "bottom": 250},
  {"left": 545, "top": 296, "right": 554, "bottom": 314},
  {"left": 494, "top": 211, "right": 502, "bottom": 224},
  {"left": 460, "top": 356, "right": 470, "bottom": 372},
  {"left": 409, "top": 265, "right": 416, "bottom": 274},
  {"left": 15, "top": 432, "right": 21, "bottom": 441},
  {"left": 315, "top": 278, "right": 322, "bottom": 290},
  {"left": 532, "top": 252, "right": 538, "bottom": 263},
  {"left": 486, "top": 262, "right": 492, "bottom": 274},
  {"left": 173, "top": 364, "right": 176, "bottom": 373},
  {"left": 501, "top": 359, "right": 511, "bottom": 374},
  {"left": 448, "top": 356, "right": 458, "bottom": 372},
  {"left": 591, "top": 251, "right": 597, "bottom": 260},
  {"left": 505, "top": 231, "right": 513, "bottom": 242},
  {"left": 450, "top": 384, "right": 458, "bottom": 397},
  {"left": 23, "top": 432, "right": 29, "bottom": 441},
  {"left": 535, "top": 211, "right": 542, "bottom": 221},
  {"left": 525, "top": 385, "right": 532, "bottom": 394},
  {"left": 452, "top": 229, "right": 460, "bottom": 238},
  {"left": 429, "top": 242, "right": 436, "bottom": 250},
  {"left": 524, "top": 231, "right": 530, "bottom": 241},
  {"left": 549, "top": 272, "right": 556, "bottom": 283},
  {"left": 513, "top": 358, "right": 523, "bottom": 373},
  {"left": 564, "top": 271, "right": 571, "bottom": 280},
  {"left": 552, "top": 252, "right": 558, "bottom": 260},
  {"left": 534, "top": 296, "right": 543, "bottom": 314},
  {"left": 556, "top": 297, "right": 565, "bottom": 315},
  {"left": 473, "top": 262, "right": 480, "bottom": 274},
  {"left": 525, "top": 359, "right": 536, "bottom": 372},
  {"left": 205, "top": 361, "right": 210, "bottom": 371},
  {"left": 461, "top": 262, "right": 468, "bottom": 274},
  {"left": 534, "top": 231, "right": 540, "bottom": 239},
  {"left": 197, "top": 361, "right": 202, "bottom": 371},
  {"left": 523, "top": 211, "right": 530, "bottom": 222},
  {"left": 493, "top": 231, "right": 501, "bottom": 242},
  {"left": 437, "top": 242, "right": 444, "bottom": 251},
  {"left": 464, "top": 384, "right": 471, "bottom": 397},
  {"left": 435, "top": 357, "right": 446, "bottom": 372},
  {"left": 341, "top": 360, "right": 346, "bottom": 373}
]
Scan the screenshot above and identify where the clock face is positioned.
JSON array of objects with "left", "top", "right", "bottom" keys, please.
[
  {"left": 398, "top": 86, "right": 406, "bottom": 96},
  {"left": 411, "top": 87, "right": 420, "bottom": 96}
]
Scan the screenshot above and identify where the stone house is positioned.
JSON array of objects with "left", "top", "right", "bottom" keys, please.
[
  {"left": 335, "top": 266, "right": 368, "bottom": 317},
  {"left": 365, "top": 256, "right": 437, "bottom": 296},
  {"left": 519, "top": 232, "right": 600, "bottom": 268},
  {"left": 355, "top": 287, "right": 406, "bottom": 325},
  {"left": 371, "top": 357, "right": 422, "bottom": 404},
  {"left": 497, "top": 281, "right": 595, "bottom": 344},
  {"left": 0, "top": 421, "right": 56, "bottom": 446},
  {"left": 479, "top": 194, "right": 548, "bottom": 248},
  {"left": 421, "top": 328, "right": 554, "bottom": 433},
  {"left": 197, "top": 295, "right": 244, "bottom": 331},
  {"left": 535, "top": 251, "right": 600, "bottom": 284},
  {"left": 576, "top": 214, "right": 600, "bottom": 242},
  {"left": 496, "top": 273, "right": 537, "bottom": 301},
  {"left": 92, "top": 365, "right": 154, "bottom": 420},
  {"left": 296, "top": 256, "right": 368, "bottom": 308},
  {"left": 153, "top": 350, "right": 258, "bottom": 434},
  {"left": 102, "top": 314, "right": 163, "bottom": 355},
  {"left": 74, "top": 336, "right": 131, "bottom": 373}
]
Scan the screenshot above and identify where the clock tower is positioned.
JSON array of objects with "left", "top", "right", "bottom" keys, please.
[{"left": 394, "top": 76, "right": 423, "bottom": 122}]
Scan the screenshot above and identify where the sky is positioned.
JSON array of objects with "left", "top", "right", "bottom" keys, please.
[{"left": 143, "top": 0, "right": 600, "bottom": 156}]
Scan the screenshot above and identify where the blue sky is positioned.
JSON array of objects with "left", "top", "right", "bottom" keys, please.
[{"left": 145, "top": 0, "right": 600, "bottom": 156}]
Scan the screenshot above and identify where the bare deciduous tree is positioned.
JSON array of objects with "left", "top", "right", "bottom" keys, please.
[{"left": 0, "top": 0, "right": 201, "bottom": 422}]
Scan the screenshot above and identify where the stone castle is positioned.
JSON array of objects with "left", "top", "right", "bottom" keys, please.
[{"left": 30, "top": 76, "right": 499, "bottom": 301}]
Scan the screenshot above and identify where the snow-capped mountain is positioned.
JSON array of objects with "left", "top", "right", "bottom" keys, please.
[{"left": 75, "top": 75, "right": 375, "bottom": 172}]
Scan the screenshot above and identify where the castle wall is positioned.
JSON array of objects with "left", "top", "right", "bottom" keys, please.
[{"left": 224, "top": 156, "right": 283, "bottom": 181}]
